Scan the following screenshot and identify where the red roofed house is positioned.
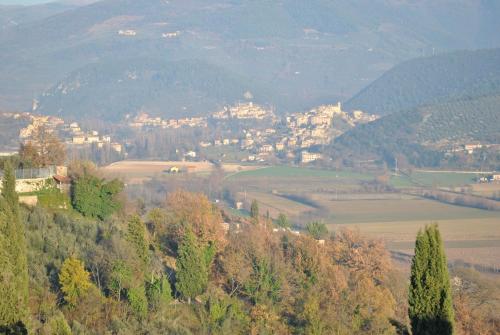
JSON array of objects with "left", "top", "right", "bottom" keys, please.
[{"left": 53, "top": 175, "right": 71, "bottom": 194}]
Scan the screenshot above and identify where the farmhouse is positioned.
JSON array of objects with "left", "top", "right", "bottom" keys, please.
[
  {"left": 464, "top": 143, "right": 483, "bottom": 154},
  {"left": 118, "top": 29, "right": 137, "bottom": 36},
  {"left": 168, "top": 166, "right": 180, "bottom": 173},
  {"left": 301, "top": 151, "right": 322, "bottom": 163},
  {"left": 185, "top": 151, "right": 197, "bottom": 158}
]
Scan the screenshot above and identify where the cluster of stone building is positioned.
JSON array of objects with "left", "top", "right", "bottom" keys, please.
[
  {"left": 128, "top": 113, "right": 207, "bottom": 129},
  {"left": 12, "top": 112, "right": 122, "bottom": 154},
  {"left": 173, "top": 102, "right": 377, "bottom": 164},
  {"left": 212, "top": 102, "right": 276, "bottom": 120},
  {"left": 128, "top": 102, "right": 275, "bottom": 130},
  {"left": 67, "top": 122, "right": 123, "bottom": 153},
  {"left": 230, "top": 103, "right": 377, "bottom": 163},
  {"left": 284, "top": 103, "right": 377, "bottom": 149},
  {"left": 447, "top": 142, "right": 500, "bottom": 155},
  {"left": 17, "top": 113, "right": 64, "bottom": 139},
  {"left": 117, "top": 29, "right": 182, "bottom": 39}
]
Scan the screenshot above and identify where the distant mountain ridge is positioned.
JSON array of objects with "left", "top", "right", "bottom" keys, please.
[
  {"left": 1, "top": 0, "right": 500, "bottom": 119},
  {"left": 36, "top": 58, "right": 272, "bottom": 121},
  {"left": 345, "top": 48, "right": 500, "bottom": 115},
  {"left": 0, "top": 2, "right": 74, "bottom": 31}
]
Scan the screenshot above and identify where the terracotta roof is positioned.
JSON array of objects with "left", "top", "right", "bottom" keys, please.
[{"left": 53, "top": 175, "right": 71, "bottom": 184}]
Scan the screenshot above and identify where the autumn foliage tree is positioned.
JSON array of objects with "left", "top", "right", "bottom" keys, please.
[
  {"left": 164, "top": 190, "right": 226, "bottom": 251},
  {"left": 59, "top": 257, "right": 92, "bottom": 306},
  {"left": 19, "top": 126, "right": 66, "bottom": 167}
]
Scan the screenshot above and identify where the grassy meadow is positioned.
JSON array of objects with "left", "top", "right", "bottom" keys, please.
[
  {"left": 227, "top": 166, "right": 372, "bottom": 180},
  {"left": 389, "top": 170, "right": 483, "bottom": 188}
]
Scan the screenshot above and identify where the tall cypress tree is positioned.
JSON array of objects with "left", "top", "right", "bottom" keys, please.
[
  {"left": 127, "top": 215, "right": 150, "bottom": 265},
  {"left": 409, "top": 224, "right": 454, "bottom": 335},
  {"left": 250, "top": 199, "right": 259, "bottom": 221},
  {"left": 175, "top": 229, "right": 208, "bottom": 303},
  {"left": 0, "top": 161, "right": 28, "bottom": 329},
  {"left": 1, "top": 162, "right": 18, "bottom": 215}
]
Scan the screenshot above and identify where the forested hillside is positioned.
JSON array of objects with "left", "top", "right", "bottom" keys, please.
[
  {"left": 1, "top": 159, "right": 499, "bottom": 334},
  {"left": 37, "top": 58, "right": 272, "bottom": 121},
  {"left": 345, "top": 49, "right": 500, "bottom": 115},
  {"left": 0, "top": 161, "right": 408, "bottom": 334},
  {"left": 415, "top": 94, "right": 500, "bottom": 144},
  {"left": 333, "top": 93, "right": 500, "bottom": 168}
]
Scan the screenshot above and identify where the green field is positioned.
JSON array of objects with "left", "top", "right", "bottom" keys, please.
[
  {"left": 232, "top": 166, "right": 482, "bottom": 189},
  {"left": 228, "top": 166, "right": 373, "bottom": 180},
  {"left": 319, "top": 198, "right": 499, "bottom": 224},
  {"left": 199, "top": 145, "right": 250, "bottom": 162},
  {"left": 226, "top": 166, "right": 374, "bottom": 195},
  {"left": 390, "top": 171, "right": 482, "bottom": 188}
]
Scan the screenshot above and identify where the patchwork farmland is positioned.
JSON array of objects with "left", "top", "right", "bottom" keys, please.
[
  {"left": 104, "top": 162, "right": 500, "bottom": 270},
  {"left": 225, "top": 166, "right": 500, "bottom": 270}
]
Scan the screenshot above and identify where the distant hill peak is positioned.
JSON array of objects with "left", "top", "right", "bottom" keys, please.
[{"left": 345, "top": 48, "right": 500, "bottom": 115}]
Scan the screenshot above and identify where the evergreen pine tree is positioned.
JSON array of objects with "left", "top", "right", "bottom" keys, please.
[
  {"left": 0, "top": 212, "right": 17, "bottom": 326},
  {"left": 175, "top": 229, "right": 208, "bottom": 303},
  {"left": 146, "top": 275, "right": 172, "bottom": 310},
  {"left": 1, "top": 162, "right": 18, "bottom": 215},
  {"left": 127, "top": 285, "right": 148, "bottom": 319},
  {"left": 127, "top": 215, "right": 150, "bottom": 265},
  {"left": 250, "top": 200, "right": 259, "bottom": 221},
  {"left": 276, "top": 213, "right": 290, "bottom": 229},
  {"left": 0, "top": 162, "right": 28, "bottom": 328},
  {"left": 409, "top": 224, "right": 454, "bottom": 335}
]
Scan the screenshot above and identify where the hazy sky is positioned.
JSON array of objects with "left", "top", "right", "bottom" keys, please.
[{"left": 0, "top": 0, "right": 52, "bottom": 5}]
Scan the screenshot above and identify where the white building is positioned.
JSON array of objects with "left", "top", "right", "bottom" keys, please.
[{"left": 301, "top": 151, "right": 322, "bottom": 163}]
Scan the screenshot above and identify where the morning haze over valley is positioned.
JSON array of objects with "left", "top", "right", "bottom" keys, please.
[{"left": 0, "top": 1, "right": 499, "bottom": 334}]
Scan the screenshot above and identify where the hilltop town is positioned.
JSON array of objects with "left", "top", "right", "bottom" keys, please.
[
  {"left": 2, "top": 98, "right": 497, "bottom": 168},
  {"left": 125, "top": 101, "right": 378, "bottom": 164}
]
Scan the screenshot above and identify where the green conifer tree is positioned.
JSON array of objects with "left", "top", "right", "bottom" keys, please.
[
  {"left": 127, "top": 215, "right": 150, "bottom": 265},
  {"left": 1, "top": 162, "right": 18, "bottom": 213},
  {"left": 409, "top": 224, "right": 454, "bottom": 335},
  {"left": 127, "top": 285, "right": 148, "bottom": 319},
  {"left": 0, "top": 162, "right": 28, "bottom": 328},
  {"left": 276, "top": 213, "right": 290, "bottom": 229},
  {"left": 146, "top": 275, "right": 172, "bottom": 310},
  {"left": 175, "top": 229, "right": 208, "bottom": 303},
  {"left": 250, "top": 200, "right": 259, "bottom": 221}
]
